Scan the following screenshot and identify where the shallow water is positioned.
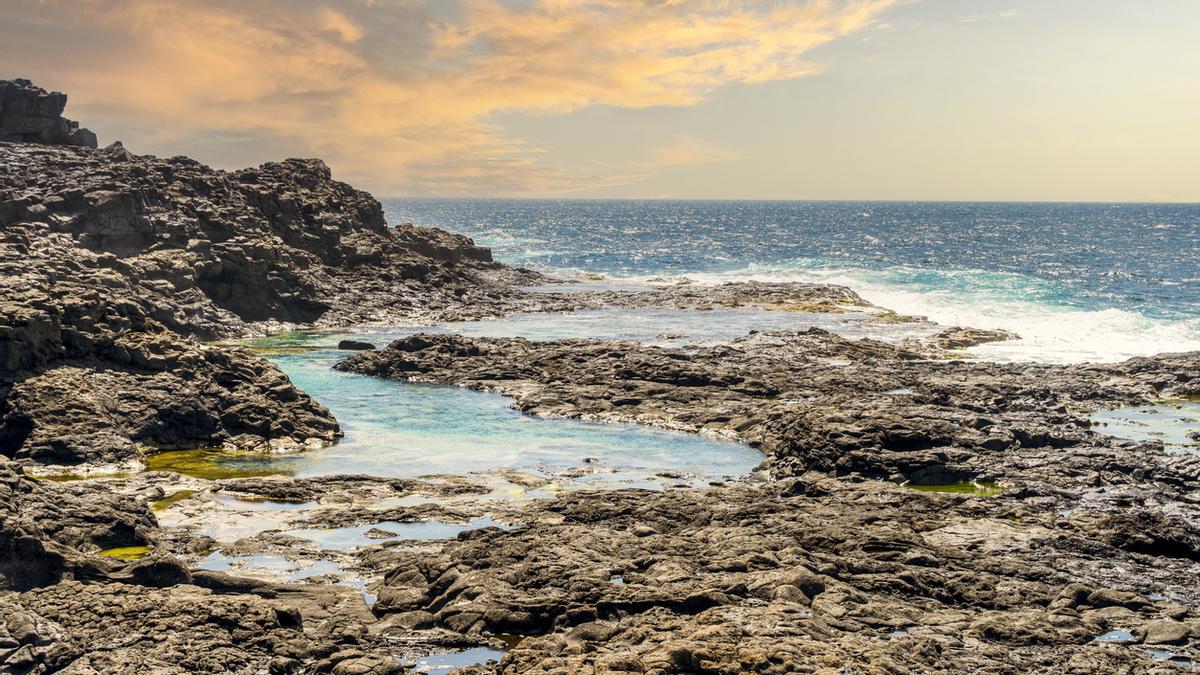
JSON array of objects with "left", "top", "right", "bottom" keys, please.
[
  {"left": 244, "top": 303, "right": 934, "bottom": 352},
  {"left": 197, "top": 551, "right": 376, "bottom": 604},
  {"left": 220, "top": 337, "right": 764, "bottom": 487},
  {"left": 285, "top": 515, "right": 510, "bottom": 550},
  {"left": 1089, "top": 401, "right": 1200, "bottom": 452},
  {"left": 1094, "top": 629, "right": 1135, "bottom": 643},
  {"left": 403, "top": 646, "right": 507, "bottom": 673},
  {"left": 906, "top": 481, "right": 1005, "bottom": 497},
  {"left": 98, "top": 546, "right": 151, "bottom": 560}
]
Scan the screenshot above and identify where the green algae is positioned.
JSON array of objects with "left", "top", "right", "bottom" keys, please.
[
  {"left": 211, "top": 331, "right": 332, "bottom": 356},
  {"left": 98, "top": 546, "right": 152, "bottom": 560},
  {"left": 871, "top": 311, "right": 923, "bottom": 325},
  {"left": 246, "top": 346, "right": 321, "bottom": 355},
  {"left": 30, "top": 471, "right": 134, "bottom": 482},
  {"left": 144, "top": 449, "right": 289, "bottom": 481},
  {"left": 150, "top": 489, "right": 199, "bottom": 512},
  {"left": 907, "top": 481, "right": 1005, "bottom": 497}
]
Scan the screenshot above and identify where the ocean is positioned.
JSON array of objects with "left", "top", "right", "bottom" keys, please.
[{"left": 383, "top": 199, "right": 1200, "bottom": 363}]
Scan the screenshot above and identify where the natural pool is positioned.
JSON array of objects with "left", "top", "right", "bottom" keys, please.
[
  {"left": 401, "top": 646, "right": 507, "bottom": 673},
  {"left": 197, "top": 551, "right": 376, "bottom": 604},
  {"left": 285, "top": 516, "right": 511, "bottom": 550},
  {"left": 1089, "top": 400, "right": 1200, "bottom": 452},
  {"left": 210, "top": 333, "right": 764, "bottom": 488}
]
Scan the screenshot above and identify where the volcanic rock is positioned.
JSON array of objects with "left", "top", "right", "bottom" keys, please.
[{"left": 0, "top": 79, "right": 96, "bottom": 147}]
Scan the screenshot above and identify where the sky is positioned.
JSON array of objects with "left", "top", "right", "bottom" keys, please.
[{"left": 2, "top": 0, "right": 1197, "bottom": 201}]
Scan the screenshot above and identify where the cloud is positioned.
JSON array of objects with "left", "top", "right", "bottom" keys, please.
[
  {"left": 0, "top": 0, "right": 895, "bottom": 195},
  {"left": 959, "top": 9, "right": 1020, "bottom": 23}
]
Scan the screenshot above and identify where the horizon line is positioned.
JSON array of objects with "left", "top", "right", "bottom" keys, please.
[{"left": 378, "top": 196, "right": 1200, "bottom": 206}]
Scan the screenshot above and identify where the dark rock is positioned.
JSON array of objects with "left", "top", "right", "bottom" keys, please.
[
  {"left": 336, "top": 332, "right": 1199, "bottom": 488},
  {"left": 933, "top": 326, "right": 1019, "bottom": 349},
  {"left": 0, "top": 95, "right": 550, "bottom": 466},
  {"left": 0, "top": 462, "right": 154, "bottom": 591},
  {"left": 0, "top": 80, "right": 97, "bottom": 147},
  {"left": 337, "top": 340, "right": 376, "bottom": 351}
]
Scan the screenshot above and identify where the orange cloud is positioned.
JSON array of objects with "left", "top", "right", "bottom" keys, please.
[{"left": 0, "top": 0, "right": 895, "bottom": 194}]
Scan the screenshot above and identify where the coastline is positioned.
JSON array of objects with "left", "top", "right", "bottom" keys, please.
[{"left": 2, "top": 80, "right": 1199, "bottom": 673}]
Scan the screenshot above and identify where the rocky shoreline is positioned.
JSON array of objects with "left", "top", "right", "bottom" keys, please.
[{"left": 2, "top": 81, "right": 1198, "bottom": 673}]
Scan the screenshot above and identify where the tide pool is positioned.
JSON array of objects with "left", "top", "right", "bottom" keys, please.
[
  {"left": 1089, "top": 400, "right": 1200, "bottom": 452},
  {"left": 218, "top": 335, "right": 763, "bottom": 486}
]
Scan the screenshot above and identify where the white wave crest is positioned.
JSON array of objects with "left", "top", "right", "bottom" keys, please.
[{"left": 623, "top": 261, "right": 1200, "bottom": 364}]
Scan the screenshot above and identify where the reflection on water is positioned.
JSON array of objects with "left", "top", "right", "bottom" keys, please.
[
  {"left": 197, "top": 551, "right": 376, "bottom": 604},
  {"left": 1090, "top": 400, "right": 1200, "bottom": 452},
  {"left": 1094, "top": 629, "right": 1135, "bottom": 643}
]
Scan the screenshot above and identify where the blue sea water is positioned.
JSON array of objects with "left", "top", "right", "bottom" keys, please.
[{"left": 383, "top": 199, "right": 1200, "bottom": 363}]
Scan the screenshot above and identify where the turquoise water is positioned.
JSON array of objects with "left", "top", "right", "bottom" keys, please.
[
  {"left": 221, "top": 337, "right": 763, "bottom": 486},
  {"left": 197, "top": 552, "right": 374, "bottom": 603},
  {"left": 385, "top": 199, "right": 1200, "bottom": 363}
]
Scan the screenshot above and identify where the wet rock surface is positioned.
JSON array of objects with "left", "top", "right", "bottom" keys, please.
[
  {"left": 336, "top": 331, "right": 1200, "bottom": 671},
  {"left": 374, "top": 480, "right": 1199, "bottom": 672}
]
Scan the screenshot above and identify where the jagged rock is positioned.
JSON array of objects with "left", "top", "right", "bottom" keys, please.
[
  {"left": 0, "top": 228, "right": 341, "bottom": 466},
  {"left": 0, "top": 580, "right": 401, "bottom": 674},
  {"left": 0, "top": 462, "right": 155, "bottom": 590},
  {"left": 0, "top": 143, "right": 543, "bottom": 338},
  {"left": 370, "top": 480, "right": 1195, "bottom": 673},
  {"left": 0, "top": 89, "right": 547, "bottom": 467},
  {"left": 0, "top": 79, "right": 96, "bottom": 147},
  {"left": 933, "top": 326, "right": 1019, "bottom": 349},
  {"left": 336, "top": 330, "right": 1200, "bottom": 671}
]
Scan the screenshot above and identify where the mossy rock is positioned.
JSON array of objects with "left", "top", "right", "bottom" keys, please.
[
  {"left": 98, "top": 546, "right": 152, "bottom": 560},
  {"left": 150, "top": 489, "right": 199, "bottom": 512},
  {"left": 907, "top": 481, "right": 1005, "bottom": 497},
  {"left": 144, "top": 449, "right": 288, "bottom": 481}
]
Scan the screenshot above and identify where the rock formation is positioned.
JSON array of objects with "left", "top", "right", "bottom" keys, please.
[
  {"left": 0, "top": 80, "right": 540, "bottom": 673},
  {"left": 0, "top": 79, "right": 96, "bottom": 147},
  {"left": 0, "top": 82, "right": 550, "bottom": 469},
  {"left": 339, "top": 331, "right": 1200, "bottom": 672}
]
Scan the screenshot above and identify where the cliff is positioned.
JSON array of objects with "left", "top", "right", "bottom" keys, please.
[
  {"left": 0, "top": 79, "right": 96, "bottom": 147},
  {"left": 0, "top": 81, "right": 540, "bottom": 468}
]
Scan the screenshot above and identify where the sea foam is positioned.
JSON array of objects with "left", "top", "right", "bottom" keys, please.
[{"left": 638, "top": 261, "right": 1200, "bottom": 364}]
